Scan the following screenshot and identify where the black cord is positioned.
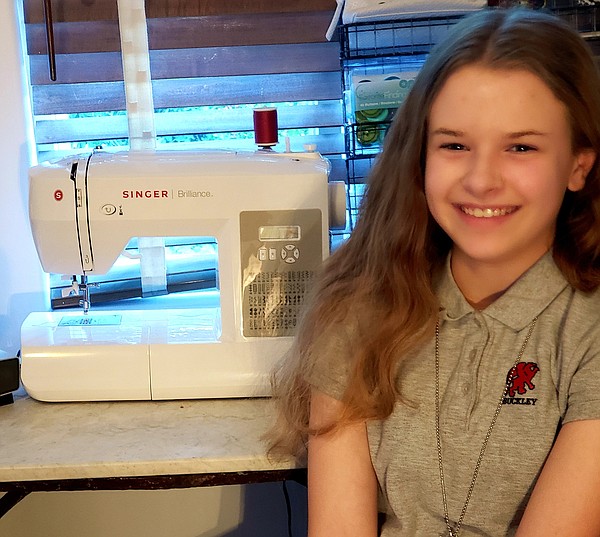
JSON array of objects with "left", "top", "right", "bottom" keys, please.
[{"left": 282, "top": 480, "right": 293, "bottom": 537}]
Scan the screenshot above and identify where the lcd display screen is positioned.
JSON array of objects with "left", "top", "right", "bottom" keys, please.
[{"left": 258, "top": 225, "right": 301, "bottom": 241}]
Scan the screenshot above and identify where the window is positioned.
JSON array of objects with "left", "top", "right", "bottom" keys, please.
[{"left": 21, "top": 0, "right": 346, "bottom": 309}]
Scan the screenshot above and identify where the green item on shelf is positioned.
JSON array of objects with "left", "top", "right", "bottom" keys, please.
[
  {"left": 356, "top": 124, "right": 381, "bottom": 146},
  {"left": 356, "top": 108, "right": 389, "bottom": 123},
  {"left": 352, "top": 71, "right": 419, "bottom": 118}
]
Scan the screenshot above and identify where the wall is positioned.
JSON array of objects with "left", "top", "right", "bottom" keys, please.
[
  {"left": 0, "top": 2, "right": 307, "bottom": 535},
  {"left": 0, "top": 0, "right": 45, "bottom": 357},
  {"left": 0, "top": 481, "right": 308, "bottom": 537}
]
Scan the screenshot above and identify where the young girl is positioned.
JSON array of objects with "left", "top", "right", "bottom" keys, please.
[{"left": 268, "top": 7, "right": 600, "bottom": 537}]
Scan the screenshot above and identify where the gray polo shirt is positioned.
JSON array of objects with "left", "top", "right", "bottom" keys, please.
[{"left": 307, "top": 253, "right": 600, "bottom": 536}]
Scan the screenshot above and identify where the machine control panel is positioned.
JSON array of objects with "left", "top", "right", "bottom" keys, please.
[{"left": 240, "top": 209, "right": 323, "bottom": 338}]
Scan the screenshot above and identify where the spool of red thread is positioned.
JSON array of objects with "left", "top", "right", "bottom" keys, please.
[{"left": 253, "top": 107, "right": 278, "bottom": 148}]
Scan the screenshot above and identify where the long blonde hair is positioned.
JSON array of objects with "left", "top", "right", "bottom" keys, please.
[{"left": 267, "top": 8, "right": 600, "bottom": 458}]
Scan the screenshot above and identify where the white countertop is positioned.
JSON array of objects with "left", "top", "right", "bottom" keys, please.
[{"left": 0, "top": 390, "right": 299, "bottom": 483}]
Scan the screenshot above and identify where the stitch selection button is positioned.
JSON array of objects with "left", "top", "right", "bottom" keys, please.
[{"left": 281, "top": 244, "right": 300, "bottom": 263}]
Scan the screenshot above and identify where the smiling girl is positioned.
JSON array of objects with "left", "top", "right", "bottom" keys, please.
[{"left": 268, "top": 8, "right": 600, "bottom": 536}]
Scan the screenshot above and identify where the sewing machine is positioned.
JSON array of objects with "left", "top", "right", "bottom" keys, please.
[{"left": 20, "top": 149, "right": 345, "bottom": 402}]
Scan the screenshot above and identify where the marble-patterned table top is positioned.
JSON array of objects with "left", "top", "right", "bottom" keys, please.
[{"left": 0, "top": 390, "right": 299, "bottom": 483}]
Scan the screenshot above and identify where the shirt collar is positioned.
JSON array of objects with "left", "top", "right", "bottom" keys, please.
[{"left": 437, "top": 252, "right": 569, "bottom": 331}]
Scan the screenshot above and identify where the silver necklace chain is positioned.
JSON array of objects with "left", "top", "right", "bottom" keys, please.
[{"left": 435, "top": 316, "right": 538, "bottom": 537}]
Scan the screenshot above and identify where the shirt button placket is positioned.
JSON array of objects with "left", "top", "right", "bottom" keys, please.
[{"left": 464, "top": 314, "right": 488, "bottom": 427}]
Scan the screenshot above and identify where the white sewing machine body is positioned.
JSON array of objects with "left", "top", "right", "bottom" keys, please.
[{"left": 21, "top": 149, "right": 337, "bottom": 402}]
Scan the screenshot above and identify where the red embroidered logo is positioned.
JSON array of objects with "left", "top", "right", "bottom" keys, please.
[{"left": 506, "top": 362, "right": 539, "bottom": 397}]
